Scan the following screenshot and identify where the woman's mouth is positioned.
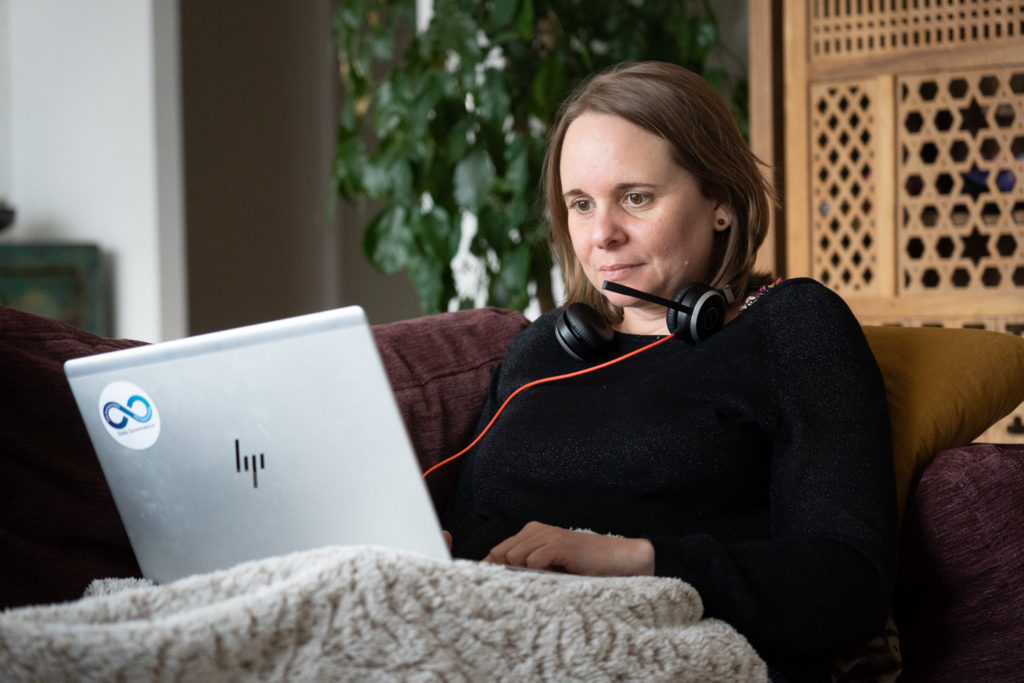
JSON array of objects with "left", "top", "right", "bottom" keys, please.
[{"left": 600, "top": 264, "right": 639, "bottom": 280}]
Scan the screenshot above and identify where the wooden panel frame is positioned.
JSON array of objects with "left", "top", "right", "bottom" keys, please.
[{"left": 778, "top": 0, "right": 1024, "bottom": 443}]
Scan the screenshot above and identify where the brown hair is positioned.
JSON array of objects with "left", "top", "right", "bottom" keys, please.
[{"left": 543, "top": 61, "right": 775, "bottom": 322}]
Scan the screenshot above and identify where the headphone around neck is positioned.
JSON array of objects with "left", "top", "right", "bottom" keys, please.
[
  {"left": 555, "top": 280, "right": 734, "bottom": 361},
  {"left": 422, "top": 279, "right": 731, "bottom": 480}
]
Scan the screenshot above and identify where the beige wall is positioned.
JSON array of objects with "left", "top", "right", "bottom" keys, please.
[{"left": 181, "top": 0, "right": 419, "bottom": 334}]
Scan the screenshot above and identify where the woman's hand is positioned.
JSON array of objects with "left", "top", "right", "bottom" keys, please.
[{"left": 485, "top": 521, "right": 655, "bottom": 576}]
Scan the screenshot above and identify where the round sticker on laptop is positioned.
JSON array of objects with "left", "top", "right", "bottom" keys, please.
[{"left": 98, "top": 381, "right": 161, "bottom": 450}]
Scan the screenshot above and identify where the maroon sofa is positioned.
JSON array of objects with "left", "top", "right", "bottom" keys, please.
[{"left": 1, "top": 303, "right": 1022, "bottom": 681}]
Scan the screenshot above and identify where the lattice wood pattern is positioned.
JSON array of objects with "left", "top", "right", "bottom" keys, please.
[
  {"left": 810, "top": 0, "right": 1024, "bottom": 58},
  {"left": 897, "top": 66, "right": 1024, "bottom": 295},
  {"left": 786, "top": 0, "right": 1024, "bottom": 443},
  {"left": 810, "top": 79, "right": 885, "bottom": 294}
]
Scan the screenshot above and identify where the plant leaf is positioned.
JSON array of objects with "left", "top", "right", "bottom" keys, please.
[
  {"left": 477, "top": 69, "right": 512, "bottom": 128},
  {"left": 491, "top": 243, "right": 531, "bottom": 309},
  {"left": 361, "top": 153, "right": 411, "bottom": 199},
  {"left": 363, "top": 204, "right": 412, "bottom": 274},
  {"left": 516, "top": 0, "right": 534, "bottom": 40},
  {"left": 503, "top": 135, "right": 530, "bottom": 196},
  {"left": 406, "top": 255, "right": 448, "bottom": 314},
  {"left": 334, "top": 135, "right": 368, "bottom": 199},
  {"left": 453, "top": 149, "right": 497, "bottom": 212},
  {"left": 489, "top": 0, "right": 520, "bottom": 30},
  {"left": 475, "top": 203, "right": 512, "bottom": 252},
  {"left": 416, "top": 205, "right": 458, "bottom": 263},
  {"left": 531, "top": 54, "right": 567, "bottom": 118}
]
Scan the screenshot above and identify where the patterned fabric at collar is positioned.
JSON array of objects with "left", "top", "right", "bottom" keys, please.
[{"left": 739, "top": 278, "right": 785, "bottom": 313}]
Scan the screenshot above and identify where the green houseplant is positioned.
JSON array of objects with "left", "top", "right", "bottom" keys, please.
[{"left": 333, "top": 0, "right": 746, "bottom": 314}]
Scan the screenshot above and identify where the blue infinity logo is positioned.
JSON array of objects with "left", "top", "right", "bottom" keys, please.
[{"left": 103, "top": 395, "right": 153, "bottom": 429}]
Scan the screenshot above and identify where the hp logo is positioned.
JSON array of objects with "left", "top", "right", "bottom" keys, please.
[{"left": 235, "top": 439, "right": 265, "bottom": 488}]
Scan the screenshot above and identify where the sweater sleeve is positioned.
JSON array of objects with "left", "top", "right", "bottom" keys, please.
[{"left": 651, "top": 281, "right": 899, "bottom": 657}]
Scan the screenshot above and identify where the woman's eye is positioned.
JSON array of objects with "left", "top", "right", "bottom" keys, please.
[
  {"left": 626, "top": 192, "right": 649, "bottom": 206},
  {"left": 571, "top": 199, "right": 592, "bottom": 212}
]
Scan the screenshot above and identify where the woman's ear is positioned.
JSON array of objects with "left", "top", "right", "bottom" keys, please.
[{"left": 713, "top": 204, "right": 734, "bottom": 232}]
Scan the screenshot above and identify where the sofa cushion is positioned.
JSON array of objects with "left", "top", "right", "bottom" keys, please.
[
  {"left": 862, "top": 325, "right": 1024, "bottom": 516},
  {"left": 0, "top": 305, "right": 147, "bottom": 609},
  {"left": 371, "top": 307, "right": 530, "bottom": 508},
  {"left": 895, "top": 443, "right": 1024, "bottom": 682}
]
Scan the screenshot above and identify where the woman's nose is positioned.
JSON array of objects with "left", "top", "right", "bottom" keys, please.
[{"left": 590, "top": 207, "right": 625, "bottom": 249}]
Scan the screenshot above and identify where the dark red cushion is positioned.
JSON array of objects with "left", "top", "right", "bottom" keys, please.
[
  {"left": 896, "top": 443, "right": 1024, "bottom": 682},
  {"left": 0, "top": 305, "right": 147, "bottom": 608},
  {"left": 372, "top": 307, "right": 529, "bottom": 508}
]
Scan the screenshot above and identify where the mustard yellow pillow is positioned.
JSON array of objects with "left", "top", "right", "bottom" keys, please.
[{"left": 862, "top": 325, "right": 1024, "bottom": 517}]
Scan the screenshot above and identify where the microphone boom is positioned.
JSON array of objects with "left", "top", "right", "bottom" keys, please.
[{"left": 601, "top": 281, "right": 692, "bottom": 313}]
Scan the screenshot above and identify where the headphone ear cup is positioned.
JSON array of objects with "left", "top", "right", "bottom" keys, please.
[
  {"left": 556, "top": 303, "right": 614, "bottom": 361},
  {"left": 666, "top": 283, "right": 727, "bottom": 344}
]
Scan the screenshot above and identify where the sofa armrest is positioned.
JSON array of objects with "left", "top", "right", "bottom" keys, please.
[{"left": 895, "top": 443, "right": 1024, "bottom": 682}]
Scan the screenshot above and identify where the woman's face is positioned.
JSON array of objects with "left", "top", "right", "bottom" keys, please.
[{"left": 559, "top": 112, "right": 730, "bottom": 334}]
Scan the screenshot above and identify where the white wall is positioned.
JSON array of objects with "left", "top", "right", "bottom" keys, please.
[
  {"left": 0, "top": 0, "right": 185, "bottom": 342},
  {"left": 0, "top": 1, "right": 10, "bottom": 200}
]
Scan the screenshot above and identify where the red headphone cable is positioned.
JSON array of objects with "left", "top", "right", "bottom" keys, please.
[{"left": 422, "top": 333, "right": 674, "bottom": 479}]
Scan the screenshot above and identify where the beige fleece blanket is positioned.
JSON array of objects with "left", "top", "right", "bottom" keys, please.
[{"left": 0, "top": 545, "right": 766, "bottom": 681}]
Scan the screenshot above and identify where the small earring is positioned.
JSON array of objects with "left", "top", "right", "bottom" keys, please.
[{"left": 716, "top": 218, "right": 727, "bottom": 226}]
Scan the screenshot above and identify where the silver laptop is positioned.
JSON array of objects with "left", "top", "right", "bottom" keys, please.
[{"left": 64, "top": 306, "right": 451, "bottom": 584}]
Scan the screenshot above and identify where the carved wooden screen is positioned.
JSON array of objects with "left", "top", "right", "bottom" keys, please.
[{"left": 784, "top": 0, "right": 1024, "bottom": 443}]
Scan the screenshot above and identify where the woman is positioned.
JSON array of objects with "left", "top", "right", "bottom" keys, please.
[{"left": 442, "top": 62, "right": 898, "bottom": 680}]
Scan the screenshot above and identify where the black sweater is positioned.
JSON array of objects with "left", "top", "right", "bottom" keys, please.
[{"left": 443, "top": 279, "right": 899, "bottom": 673}]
